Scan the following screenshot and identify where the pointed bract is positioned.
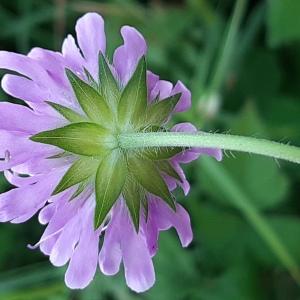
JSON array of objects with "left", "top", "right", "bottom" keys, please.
[
  {"left": 118, "top": 57, "right": 147, "bottom": 128},
  {"left": 94, "top": 150, "right": 127, "bottom": 229},
  {"left": 157, "top": 160, "right": 182, "bottom": 183},
  {"left": 144, "top": 93, "right": 181, "bottom": 126},
  {"left": 30, "top": 122, "right": 113, "bottom": 156},
  {"left": 53, "top": 157, "right": 99, "bottom": 195},
  {"left": 98, "top": 52, "right": 120, "bottom": 109},
  {"left": 128, "top": 155, "right": 176, "bottom": 211},
  {"left": 46, "top": 101, "right": 87, "bottom": 123},
  {"left": 123, "top": 176, "right": 144, "bottom": 232},
  {"left": 70, "top": 178, "right": 90, "bottom": 201},
  {"left": 66, "top": 68, "right": 113, "bottom": 126}
]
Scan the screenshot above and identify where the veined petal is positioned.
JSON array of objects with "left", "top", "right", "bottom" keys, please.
[
  {"left": 75, "top": 13, "right": 106, "bottom": 77},
  {"left": 0, "top": 102, "right": 64, "bottom": 134},
  {"left": 120, "top": 209, "right": 155, "bottom": 293},
  {"left": 65, "top": 204, "right": 99, "bottom": 289},
  {"left": 0, "top": 51, "right": 52, "bottom": 84},
  {"left": 147, "top": 71, "right": 159, "bottom": 98},
  {"left": 4, "top": 171, "right": 40, "bottom": 187},
  {"left": 28, "top": 48, "right": 68, "bottom": 87},
  {"left": 0, "top": 131, "right": 56, "bottom": 171},
  {"left": 50, "top": 213, "right": 81, "bottom": 267},
  {"left": 39, "top": 190, "right": 82, "bottom": 255},
  {"left": 149, "top": 80, "right": 173, "bottom": 102},
  {"left": 149, "top": 197, "right": 193, "bottom": 247},
  {"left": 172, "top": 81, "right": 191, "bottom": 112},
  {"left": 38, "top": 203, "right": 56, "bottom": 225},
  {"left": 62, "top": 35, "right": 85, "bottom": 73},
  {"left": 0, "top": 169, "right": 65, "bottom": 223},
  {"left": 113, "top": 26, "right": 147, "bottom": 85},
  {"left": 2, "top": 74, "right": 50, "bottom": 103},
  {"left": 98, "top": 204, "right": 122, "bottom": 276}
]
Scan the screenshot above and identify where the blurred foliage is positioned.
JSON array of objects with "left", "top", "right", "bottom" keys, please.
[{"left": 0, "top": 0, "right": 300, "bottom": 299}]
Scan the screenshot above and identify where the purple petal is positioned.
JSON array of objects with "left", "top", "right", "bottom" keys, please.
[
  {"left": 149, "top": 197, "right": 193, "bottom": 247},
  {"left": 38, "top": 190, "right": 80, "bottom": 255},
  {"left": 0, "top": 131, "right": 56, "bottom": 171},
  {"left": 0, "top": 102, "right": 64, "bottom": 134},
  {"left": 12, "top": 155, "right": 74, "bottom": 175},
  {"left": 171, "top": 161, "right": 190, "bottom": 195},
  {"left": 99, "top": 206, "right": 122, "bottom": 276},
  {"left": 0, "top": 51, "right": 52, "bottom": 84},
  {"left": 172, "top": 81, "right": 191, "bottom": 112},
  {"left": 4, "top": 171, "right": 40, "bottom": 187},
  {"left": 149, "top": 80, "right": 173, "bottom": 102},
  {"left": 28, "top": 48, "right": 67, "bottom": 87},
  {"left": 50, "top": 214, "right": 81, "bottom": 267},
  {"left": 0, "top": 169, "right": 65, "bottom": 223},
  {"left": 113, "top": 26, "right": 147, "bottom": 85},
  {"left": 120, "top": 209, "right": 155, "bottom": 293},
  {"left": 38, "top": 203, "right": 56, "bottom": 225},
  {"left": 147, "top": 71, "right": 159, "bottom": 99},
  {"left": 65, "top": 206, "right": 99, "bottom": 289},
  {"left": 2, "top": 74, "right": 50, "bottom": 103},
  {"left": 75, "top": 13, "right": 106, "bottom": 78},
  {"left": 144, "top": 212, "right": 159, "bottom": 257},
  {"left": 62, "top": 34, "right": 85, "bottom": 74}
]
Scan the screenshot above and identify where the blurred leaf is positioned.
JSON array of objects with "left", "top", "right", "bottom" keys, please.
[
  {"left": 249, "top": 216, "right": 300, "bottom": 267},
  {"left": 234, "top": 49, "right": 281, "bottom": 99},
  {"left": 196, "top": 265, "right": 265, "bottom": 300},
  {"left": 267, "top": 0, "right": 300, "bottom": 47},
  {"left": 198, "top": 156, "right": 300, "bottom": 283},
  {"left": 259, "top": 96, "right": 300, "bottom": 142}
]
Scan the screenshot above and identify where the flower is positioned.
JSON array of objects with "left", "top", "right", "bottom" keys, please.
[{"left": 0, "top": 13, "right": 222, "bottom": 292}]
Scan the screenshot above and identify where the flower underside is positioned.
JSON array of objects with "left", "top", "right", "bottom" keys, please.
[{"left": 31, "top": 53, "right": 184, "bottom": 231}]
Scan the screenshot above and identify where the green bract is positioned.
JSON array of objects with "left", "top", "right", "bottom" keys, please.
[{"left": 30, "top": 55, "right": 183, "bottom": 231}]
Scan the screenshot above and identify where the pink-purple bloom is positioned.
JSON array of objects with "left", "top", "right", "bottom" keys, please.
[{"left": 0, "top": 13, "right": 222, "bottom": 292}]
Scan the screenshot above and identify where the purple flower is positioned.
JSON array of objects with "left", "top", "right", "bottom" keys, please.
[{"left": 0, "top": 13, "right": 222, "bottom": 292}]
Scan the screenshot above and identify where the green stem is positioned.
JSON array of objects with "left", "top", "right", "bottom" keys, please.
[{"left": 119, "top": 132, "right": 300, "bottom": 164}]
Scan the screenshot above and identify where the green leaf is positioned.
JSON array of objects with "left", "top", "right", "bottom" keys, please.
[
  {"left": 84, "top": 68, "right": 99, "bottom": 90},
  {"left": 70, "top": 178, "right": 90, "bottom": 201},
  {"left": 94, "top": 150, "right": 127, "bottom": 229},
  {"left": 46, "top": 101, "right": 87, "bottom": 123},
  {"left": 267, "top": 0, "right": 300, "bottom": 47},
  {"left": 144, "top": 93, "right": 181, "bottom": 126},
  {"left": 98, "top": 52, "right": 120, "bottom": 109},
  {"left": 66, "top": 68, "right": 113, "bottom": 126},
  {"left": 128, "top": 155, "right": 176, "bottom": 210},
  {"left": 118, "top": 57, "right": 147, "bottom": 127},
  {"left": 157, "top": 160, "right": 182, "bottom": 182},
  {"left": 142, "top": 195, "right": 149, "bottom": 221},
  {"left": 31, "top": 122, "right": 113, "bottom": 156},
  {"left": 142, "top": 146, "right": 183, "bottom": 160},
  {"left": 52, "top": 157, "right": 99, "bottom": 195},
  {"left": 123, "top": 176, "right": 144, "bottom": 232},
  {"left": 46, "top": 152, "right": 71, "bottom": 159}
]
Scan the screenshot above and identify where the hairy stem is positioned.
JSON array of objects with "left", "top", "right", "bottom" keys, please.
[{"left": 119, "top": 132, "right": 300, "bottom": 164}]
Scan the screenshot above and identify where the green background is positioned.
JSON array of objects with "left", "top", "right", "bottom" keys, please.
[{"left": 0, "top": 0, "right": 300, "bottom": 299}]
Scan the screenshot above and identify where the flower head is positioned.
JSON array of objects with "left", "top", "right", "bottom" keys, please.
[{"left": 0, "top": 13, "right": 222, "bottom": 292}]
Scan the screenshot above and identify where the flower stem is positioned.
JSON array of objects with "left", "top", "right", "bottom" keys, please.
[{"left": 119, "top": 132, "right": 300, "bottom": 164}]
